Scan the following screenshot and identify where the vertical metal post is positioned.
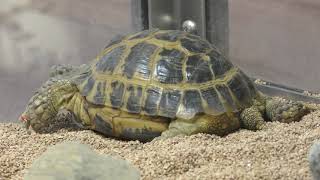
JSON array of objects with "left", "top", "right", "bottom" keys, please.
[
  {"left": 131, "top": 0, "right": 229, "bottom": 56},
  {"left": 206, "top": 0, "right": 229, "bottom": 56},
  {"left": 131, "top": 0, "right": 149, "bottom": 31}
]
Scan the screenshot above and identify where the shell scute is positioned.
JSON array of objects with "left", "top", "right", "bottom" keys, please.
[
  {"left": 227, "top": 73, "right": 253, "bottom": 107},
  {"left": 180, "top": 37, "right": 211, "bottom": 53},
  {"left": 208, "top": 50, "right": 233, "bottom": 78},
  {"left": 77, "top": 30, "right": 257, "bottom": 118},
  {"left": 159, "top": 89, "right": 182, "bottom": 118},
  {"left": 123, "top": 42, "right": 158, "bottom": 80},
  {"left": 200, "top": 87, "right": 225, "bottom": 114},
  {"left": 81, "top": 77, "right": 95, "bottom": 96},
  {"left": 125, "top": 85, "right": 143, "bottom": 113},
  {"left": 182, "top": 90, "right": 204, "bottom": 115},
  {"left": 215, "top": 84, "right": 238, "bottom": 111},
  {"left": 93, "top": 81, "right": 107, "bottom": 105},
  {"left": 143, "top": 87, "right": 162, "bottom": 115},
  {"left": 154, "top": 30, "right": 185, "bottom": 42},
  {"left": 110, "top": 80, "right": 125, "bottom": 108},
  {"left": 186, "top": 55, "right": 213, "bottom": 83},
  {"left": 155, "top": 48, "right": 185, "bottom": 84},
  {"left": 96, "top": 45, "right": 126, "bottom": 74}
]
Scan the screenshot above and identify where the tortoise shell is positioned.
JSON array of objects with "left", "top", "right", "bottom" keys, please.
[{"left": 76, "top": 29, "right": 258, "bottom": 119}]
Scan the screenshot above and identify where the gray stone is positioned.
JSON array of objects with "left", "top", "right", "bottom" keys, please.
[
  {"left": 24, "top": 141, "right": 140, "bottom": 180},
  {"left": 309, "top": 141, "right": 320, "bottom": 180}
]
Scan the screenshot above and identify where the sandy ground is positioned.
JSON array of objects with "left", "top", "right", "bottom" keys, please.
[
  {"left": 2, "top": 0, "right": 320, "bottom": 122},
  {"left": 0, "top": 110, "right": 319, "bottom": 180}
]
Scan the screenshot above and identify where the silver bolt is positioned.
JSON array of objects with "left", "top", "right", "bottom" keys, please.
[{"left": 182, "top": 20, "right": 197, "bottom": 34}]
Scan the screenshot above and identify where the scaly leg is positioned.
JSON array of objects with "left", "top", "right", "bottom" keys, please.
[
  {"left": 265, "top": 97, "right": 309, "bottom": 123},
  {"left": 240, "top": 106, "right": 265, "bottom": 130}
]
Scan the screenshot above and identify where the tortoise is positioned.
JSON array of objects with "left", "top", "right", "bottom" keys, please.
[{"left": 19, "top": 29, "right": 313, "bottom": 142}]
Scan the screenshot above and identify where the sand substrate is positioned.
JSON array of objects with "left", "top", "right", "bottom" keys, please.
[{"left": 1, "top": 111, "right": 320, "bottom": 180}]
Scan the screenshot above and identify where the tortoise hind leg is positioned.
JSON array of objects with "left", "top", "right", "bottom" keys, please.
[
  {"left": 240, "top": 106, "right": 265, "bottom": 130},
  {"left": 265, "top": 97, "right": 309, "bottom": 123},
  {"left": 159, "top": 114, "right": 240, "bottom": 139}
]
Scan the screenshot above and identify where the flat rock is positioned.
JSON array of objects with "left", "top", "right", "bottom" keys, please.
[
  {"left": 24, "top": 141, "right": 140, "bottom": 180},
  {"left": 309, "top": 141, "right": 320, "bottom": 180}
]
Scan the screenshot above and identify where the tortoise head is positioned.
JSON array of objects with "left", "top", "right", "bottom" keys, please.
[
  {"left": 19, "top": 78, "right": 60, "bottom": 132},
  {"left": 20, "top": 64, "right": 90, "bottom": 132},
  {"left": 19, "top": 78, "right": 77, "bottom": 132}
]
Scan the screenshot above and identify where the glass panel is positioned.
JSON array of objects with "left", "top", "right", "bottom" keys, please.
[
  {"left": 1, "top": 0, "right": 320, "bottom": 122},
  {"left": 0, "top": 0, "right": 131, "bottom": 121},
  {"left": 230, "top": 0, "right": 320, "bottom": 92}
]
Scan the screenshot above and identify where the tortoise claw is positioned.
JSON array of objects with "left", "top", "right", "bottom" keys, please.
[{"left": 19, "top": 114, "right": 32, "bottom": 134}]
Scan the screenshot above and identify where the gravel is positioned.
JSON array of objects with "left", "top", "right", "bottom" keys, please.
[{"left": 1, "top": 110, "right": 320, "bottom": 180}]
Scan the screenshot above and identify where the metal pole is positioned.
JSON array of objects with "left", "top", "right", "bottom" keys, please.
[{"left": 206, "top": 0, "right": 229, "bottom": 56}]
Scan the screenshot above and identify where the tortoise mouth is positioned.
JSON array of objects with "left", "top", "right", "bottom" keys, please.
[
  {"left": 19, "top": 110, "right": 54, "bottom": 132},
  {"left": 19, "top": 112, "right": 32, "bottom": 130},
  {"left": 19, "top": 114, "right": 28, "bottom": 122}
]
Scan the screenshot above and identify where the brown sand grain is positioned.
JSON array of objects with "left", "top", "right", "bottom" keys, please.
[{"left": 1, "top": 111, "right": 320, "bottom": 180}]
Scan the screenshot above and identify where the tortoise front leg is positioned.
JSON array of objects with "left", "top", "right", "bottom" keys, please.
[{"left": 55, "top": 109, "right": 88, "bottom": 129}]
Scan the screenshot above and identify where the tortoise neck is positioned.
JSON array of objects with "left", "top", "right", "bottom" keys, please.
[{"left": 64, "top": 92, "right": 92, "bottom": 129}]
